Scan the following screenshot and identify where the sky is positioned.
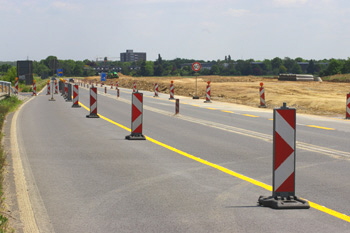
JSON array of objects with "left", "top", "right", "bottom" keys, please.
[{"left": 1, "top": 0, "right": 350, "bottom": 62}]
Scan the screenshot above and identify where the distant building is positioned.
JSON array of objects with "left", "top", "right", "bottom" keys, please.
[{"left": 120, "top": 50, "right": 146, "bottom": 62}]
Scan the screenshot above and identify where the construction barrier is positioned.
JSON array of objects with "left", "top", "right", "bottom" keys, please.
[
  {"left": 15, "top": 77, "right": 18, "bottom": 94},
  {"left": 86, "top": 87, "right": 99, "bottom": 118},
  {"left": 259, "top": 82, "right": 266, "bottom": 108},
  {"left": 64, "top": 83, "right": 68, "bottom": 99},
  {"left": 49, "top": 80, "right": 56, "bottom": 101},
  {"left": 153, "top": 83, "right": 159, "bottom": 97},
  {"left": 204, "top": 81, "right": 212, "bottom": 103},
  {"left": 125, "top": 92, "right": 145, "bottom": 140},
  {"left": 32, "top": 81, "right": 37, "bottom": 96},
  {"left": 46, "top": 81, "right": 50, "bottom": 95},
  {"left": 169, "top": 81, "right": 175, "bottom": 100},
  {"left": 111, "top": 84, "right": 113, "bottom": 89},
  {"left": 133, "top": 82, "right": 137, "bottom": 93},
  {"left": 117, "top": 88, "right": 120, "bottom": 98},
  {"left": 346, "top": 93, "right": 350, "bottom": 119},
  {"left": 66, "top": 83, "right": 72, "bottom": 102},
  {"left": 72, "top": 84, "right": 81, "bottom": 107},
  {"left": 116, "top": 81, "right": 119, "bottom": 89},
  {"left": 55, "top": 80, "right": 58, "bottom": 94},
  {"left": 175, "top": 99, "right": 179, "bottom": 115},
  {"left": 105, "top": 87, "right": 107, "bottom": 94},
  {"left": 258, "top": 103, "right": 309, "bottom": 209}
]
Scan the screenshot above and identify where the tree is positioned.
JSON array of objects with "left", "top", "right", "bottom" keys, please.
[
  {"left": 271, "top": 57, "right": 283, "bottom": 70},
  {"left": 210, "top": 65, "right": 220, "bottom": 75},
  {"left": 325, "top": 59, "right": 343, "bottom": 75},
  {"left": 306, "top": 60, "right": 316, "bottom": 74},
  {"left": 140, "top": 61, "right": 154, "bottom": 76},
  {"left": 291, "top": 63, "right": 302, "bottom": 74},
  {"left": 341, "top": 58, "right": 350, "bottom": 74}
]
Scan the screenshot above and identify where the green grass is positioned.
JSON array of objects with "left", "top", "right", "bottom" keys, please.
[
  {"left": 322, "top": 74, "right": 350, "bottom": 82},
  {"left": 0, "top": 96, "right": 22, "bottom": 232}
]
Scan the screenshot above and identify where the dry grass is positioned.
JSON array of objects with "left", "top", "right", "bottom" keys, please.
[{"left": 84, "top": 74, "right": 350, "bottom": 117}]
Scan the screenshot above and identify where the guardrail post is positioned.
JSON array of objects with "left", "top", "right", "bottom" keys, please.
[
  {"left": 258, "top": 103, "right": 310, "bottom": 209},
  {"left": 175, "top": 99, "right": 179, "bottom": 115}
]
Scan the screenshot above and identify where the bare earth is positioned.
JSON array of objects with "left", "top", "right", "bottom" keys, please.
[{"left": 83, "top": 74, "right": 350, "bottom": 117}]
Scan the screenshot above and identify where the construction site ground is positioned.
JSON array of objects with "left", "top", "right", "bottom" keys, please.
[{"left": 83, "top": 74, "right": 350, "bottom": 118}]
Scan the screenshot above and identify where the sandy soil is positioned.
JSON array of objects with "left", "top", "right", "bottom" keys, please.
[{"left": 83, "top": 74, "right": 350, "bottom": 117}]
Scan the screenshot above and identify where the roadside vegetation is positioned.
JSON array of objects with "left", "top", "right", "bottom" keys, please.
[{"left": 0, "top": 96, "right": 22, "bottom": 233}]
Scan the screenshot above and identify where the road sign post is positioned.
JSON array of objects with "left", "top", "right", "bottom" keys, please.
[{"left": 192, "top": 62, "right": 202, "bottom": 99}]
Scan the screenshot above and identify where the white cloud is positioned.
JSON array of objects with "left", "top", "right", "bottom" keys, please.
[
  {"left": 272, "top": 0, "right": 308, "bottom": 7},
  {"left": 51, "top": 1, "right": 79, "bottom": 11},
  {"left": 225, "top": 8, "right": 250, "bottom": 17}
]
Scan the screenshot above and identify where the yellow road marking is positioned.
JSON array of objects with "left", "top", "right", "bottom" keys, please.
[
  {"left": 221, "top": 110, "right": 234, "bottom": 113},
  {"left": 306, "top": 125, "right": 335, "bottom": 130},
  {"left": 206, "top": 107, "right": 217, "bottom": 110},
  {"left": 191, "top": 105, "right": 200, "bottom": 107},
  {"left": 242, "top": 114, "right": 259, "bottom": 118},
  {"left": 79, "top": 102, "right": 350, "bottom": 223}
]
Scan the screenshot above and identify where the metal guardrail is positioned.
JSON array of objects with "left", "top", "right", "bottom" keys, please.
[{"left": 0, "top": 81, "right": 14, "bottom": 99}]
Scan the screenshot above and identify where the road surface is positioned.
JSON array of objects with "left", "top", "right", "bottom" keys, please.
[{"left": 5, "top": 82, "right": 350, "bottom": 232}]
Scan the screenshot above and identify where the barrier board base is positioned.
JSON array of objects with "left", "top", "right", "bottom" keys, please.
[
  {"left": 125, "top": 134, "right": 146, "bottom": 140},
  {"left": 49, "top": 98, "right": 56, "bottom": 101},
  {"left": 204, "top": 100, "right": 212, "bottom": 103},
  {"left": 86, "top": 114, "right": 100, "bottom": 118},
  {"left": 169, "top": 98, "right": 175, "bottom": 100},
  {"left": 258, "top": 196, "right": 310, "bottom": 209},
  {"left": 192, "top": 96, "right": 199, "bottom": 99},
  {"left": 259, "top": 105, "right": 267, "bottom": 108},
  {"left": 72, "top": 104, "right": 81, "bottom": 108}
]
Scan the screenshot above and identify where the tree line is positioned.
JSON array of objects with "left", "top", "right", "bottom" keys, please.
[{"left": 1, "top": 55, "right": 350, "bottom": 79}]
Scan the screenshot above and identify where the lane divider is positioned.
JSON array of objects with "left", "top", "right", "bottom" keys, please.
[
  {"left": 78, "top": 101, "right": 350, "bottom": 223},
  {"left": 83, "top": 86, "right": 341, "bottom": 131}
]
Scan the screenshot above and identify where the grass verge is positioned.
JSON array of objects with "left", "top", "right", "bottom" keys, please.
[{"left": 0, "top": 96, "right": 22, "bottom": 232}]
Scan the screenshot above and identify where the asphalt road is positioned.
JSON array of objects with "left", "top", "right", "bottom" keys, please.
[{"left": 7, "top": 82, "right": 350, "bottom": 232}]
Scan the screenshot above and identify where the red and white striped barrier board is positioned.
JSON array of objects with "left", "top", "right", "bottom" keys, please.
[
  {"left": 258, "top": 103, "right": 309, "bottom": 209},
  {"left": 175, "top": 99, "right": 179, "bottom": 115},
  {"left": 32, "top": 82, "right": 37, "bottom": 96},
  {"left": 125, "top": 92, "right": 146, "bottom": 140},
  {"left": 111, "top": 84, "right": 113, "bottom": 89},
  {"left": 46, "top": 82, "right": 50, "bottom": 95},
  {"left": 116, "top": 81, "right": 119, "bottom": 89},
  {"left": 15, "top": 78, "right": 18, "bottom": 94},
  {"left": 72, "top": 84, "right": 81, "bottom": 108},
  {"left": 86, "top": 87, "right": 99, "bottom": 118},
  {"left": 64, "top": 83, "right": 68, "bottom": 99},
  {"left": 204, "top": 81, "right": 212, "bottom": 103},
  {"left": 133, "top": 82, "right": 137, "bottom": 93},
  {"left": 55, "top": 81, "right": 58, "bottom": 94},
  {"left": 169, "top": 81, "right": 175, "bottom": 100},
  {"left": 153, "top": 83, "right": 159, "bottom": 97},
  {"left": 346, "top": 93, "right": 350, "bottom": 119},
  {"left": 259, "top": 82, "right": 266, "bottom": 108}
]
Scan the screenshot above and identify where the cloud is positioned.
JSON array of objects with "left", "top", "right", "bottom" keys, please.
[
  {"left": 225, "top": 8, "right": 250, "bottom": 17},
  {"left": 272, "top": 0, "right": 308, "bottom": 7},
  {"left": 51, "top": 1, "right": 79, "bottom": 11}
]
